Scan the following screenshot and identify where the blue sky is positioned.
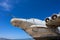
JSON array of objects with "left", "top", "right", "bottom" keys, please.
[{"left": 0, "top": 0, "right": 60, "bottom": 39}]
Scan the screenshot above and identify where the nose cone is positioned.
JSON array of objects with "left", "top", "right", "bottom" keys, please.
[
  {"left": 10, "top": 18, "right": 18, "bottom": 22},
  {"left": 10, "top": 18, "right": 26, "bottom": 27},
  {"left": 10, "top": 18, "right": 19, "bottom": 27}
]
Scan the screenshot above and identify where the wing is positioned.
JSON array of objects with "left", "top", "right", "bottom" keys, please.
[
  {"left": 10, "top": 18, "right": 34, "bottom": 29},
  {"left": 10, "top": 18, "right": 58, "bottom": 39}
]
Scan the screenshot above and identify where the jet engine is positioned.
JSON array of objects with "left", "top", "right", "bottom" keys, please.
[
  {"left": 51, "top": 14, "right": 57, "bottom": 20},
  {"left": 45, "top": 18, "right": 50, "bottom": 23}
]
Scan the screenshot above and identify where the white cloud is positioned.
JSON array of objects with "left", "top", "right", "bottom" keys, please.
[
  {"left": 0, "top": 0, "right": 12, "bottom": 11},
  {"left": 0, "top": 0, "right": 19, "bottom": 11},
  {"left": 0, "top": 2, "right": 12, "bottom": 11}
]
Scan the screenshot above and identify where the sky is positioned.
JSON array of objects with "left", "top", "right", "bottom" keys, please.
[{"left": 0, "top": 0, "right": 60, "bottom": 39}]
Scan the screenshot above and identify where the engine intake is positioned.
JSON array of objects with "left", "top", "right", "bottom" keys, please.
[{"left": 51, "top": 14, "right": 57, "bottom": 20}]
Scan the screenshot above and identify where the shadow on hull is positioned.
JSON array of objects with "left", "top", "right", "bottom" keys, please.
[{"left": 34, "top": 36, "right": 60, "bottom": 40}]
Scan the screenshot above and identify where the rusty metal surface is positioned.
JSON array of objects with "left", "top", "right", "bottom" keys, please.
[
  {"left": 11, "top": 14, "right": 60, "bottom": 40},
  {"left": 26, "top": 27, "right": 58, "bottom": 38}
]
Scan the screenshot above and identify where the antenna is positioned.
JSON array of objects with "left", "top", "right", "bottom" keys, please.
[
  {"left": 26, "top": 18, "right": 28, "bottom": 27},
  {"left": 33, "top": 18, "right": 36, "bottom": 25}
]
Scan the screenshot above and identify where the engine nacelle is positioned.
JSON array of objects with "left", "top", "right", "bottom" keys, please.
[
  {"left": 45, "top": 18, "right": 50, "bottom": 23},
  {"left": 45, "top": 14, "right": 60, "bottom": 29},
  {"left": 51, "top": 14, "right": 57, "bottom": 20}
]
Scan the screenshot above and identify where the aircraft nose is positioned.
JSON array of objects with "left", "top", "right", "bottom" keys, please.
[
  {"left": 10, "top": 18, "right": 18, "bottom": 26},
  {"left": 11, "top": 20, "right": 18, "bottom": 27}
]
